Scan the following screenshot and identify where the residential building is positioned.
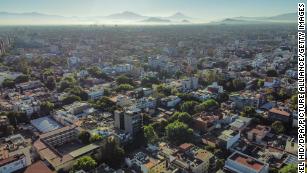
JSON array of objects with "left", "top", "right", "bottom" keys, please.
[
  {"left": 247, "top": 125, "right": 271, "bottom": 143},
  {"left": 224, "top": 152, "right": 269, "bottom": 173},
  {"left": 86, "top": 85, "right": 104, "bottom": 100},
  {"left": 161, "top": 95, "right": 181, "bottom": 108},
  {"left": 53, "top": 102, "right": 95, "bottom": 125},
  {"left": 0, "top": 154, "right": 27, "bottom": 173},
  {"left": 268, "top": 108, "right": 290, "bottom": 123},
  {"left": 114, "top": 107, "right": 142, "bottom": 135},
  {"left": 218, "top": 130, "right": 240, "bottom": 150},
  {"left": 285, "top": 138, "right": 298, "bottom": 155}
]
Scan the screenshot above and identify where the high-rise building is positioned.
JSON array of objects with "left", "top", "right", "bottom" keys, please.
[{"left": 114, "top": 107, "right": 142, "bottom": 135}]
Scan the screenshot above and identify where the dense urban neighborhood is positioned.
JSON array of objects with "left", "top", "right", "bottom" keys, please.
[{"left": 0, "top": 23, "right": 299, "bottom": 173}]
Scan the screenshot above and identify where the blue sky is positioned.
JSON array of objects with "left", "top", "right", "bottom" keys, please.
[{"left": 0, "top": 0, "right": 300, "bottom": 19}]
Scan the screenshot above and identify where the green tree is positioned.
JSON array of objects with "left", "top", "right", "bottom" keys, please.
[
  {"left": 290, "top": 94, "right": 298, "bottom": 110},
  {"left": 215, "top": 159, "right": 225, "bottom": 170},
  {"left": 279, "top": 164, "right": 297, "bottom": 173},
  {"left": 180, "top": 101, "right": 199, "bottom": 114},
  {"left": 241, "top": 106, "right": 256, "bottom": 117},
  {"left": 169, "top": 112, "right": 193, "bottom": 126},
  {"left": 266, "top": 69, "right": 278, "bottom": 77},
  {"left": 144, "top": 125, "right": 158, "bottom": 144},
  {"left": 93, "top": 97, "right": 116, "bottom": 112},
  {"left": 62, "top": 95, "right": 81, "bottom": 105},
  {"left": 152, "top": 119, "right": 168, "bottom": 137},
  {"left": 2, "top": 78, "right": 15, "bottom": 88},
  {"left": 217, "top": 92, "right": 229, "bottom": 103},
  {"left": 116, "top": 84, "right": 134, "bottom": 92},
  {"left": 100, "top": 137, "right": 125, "bottom": 168},
  {"left": 68, "top": 86, "right": 88, "bottom": 101},
  {"left": 45, "top": 76, "right": 56, "bottom": 90},
  {"left": 14, "top": 75, "right": 29, "bottom": 84},
  {"left": 165, "top": 120, "right": 193, "bottom": 145},
  {"left": 90, "top": 134, "right": 103, "bottom": 142},
  {"left": 88, "top": 66, "right": 108, "bottom": 79},
  {"left": 155, "top": 84, "right": 172, "bottom": 96},
  {"left": 272, "top": 121, "right": 285, "bottom": 134},
  {"left": 116, "top": 75, "right": 133, "bottom": 85},
  {"left": 72, "top": 156, "right": 97, "bottom": 172},
  {"left": 40, "top": 101, "right": 55, "bottom": 115},
  {"left": 257, "top": 79, "right": 265, "bottom": 88},
  {"left": 58, "top": 76, "right": 76, "bottom": 92},
  {"left": 141, "top": 77, "right": 160, "bottom": 88},
  {"left": 195, "top": 99, "right": 219, "bottom": 113},
  {"left": 78, "top": 131, "right": 91, "bottom": 144}
]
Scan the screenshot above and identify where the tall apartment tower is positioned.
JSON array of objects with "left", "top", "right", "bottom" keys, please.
[{"left": 114, "top": 107, "right": 142, "bottom": 135}]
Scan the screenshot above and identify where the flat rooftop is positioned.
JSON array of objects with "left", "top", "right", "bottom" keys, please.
[
  {"left": 31, "top": 116, "right": 62, "bottom": 133},
  {"left": 229, "top": 152, "right": 266, "bottom": 172}
]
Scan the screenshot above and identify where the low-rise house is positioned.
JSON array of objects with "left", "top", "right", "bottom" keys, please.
[
  {"left": 268, "top": 108, "right": 290, "bottom": 123},
  {"left": 229, "top": 116, "right": 252, "bottom": 131},
  {"left": 285, "top": 138, "right": 297, "bottom": 155},
  {"left": 168, "top": 77, "right": 198, "bottom": 92},
  {"left": 224, "top": 151, "right": 269, "bottom": 173},
  {"left": 0, "top": 71, "right": 23, "bottom": 86},
  {"left": 218, "top": 129, "right": 240, "bottom": 150},
  {"left": 136, "top": 97, "right": 157, "bottom": 110},
  {"left": 193, "top": 114, "right": 220, "bottom": 133},
  {"left": 0, "top": 134, "right": 32, "bottom": 173},
  {"left": 247, "top": 125, "right": 271, "bottom": 143},
  {"left": 0, "top": 154, "right": 27, "bottom": 173},
  {"left": 16, "top": 80, "right": 43, "bottom": 91},
  {"left": 161, "top": 95, "right": 181, "bottom": 108},
  {"left": 206, "top": 82, "right": 224, "bottom": 94},
  {"left": 125, "top": 151, "right": 167, "bottom": 173},
  {"left": 191, "top": 90, "right": 216, "bottom": 102},
  {"left": 13, "top": 97, "right": 40, "bottom": 117},
  {"left": 171, "top": 143, "right": 214, "bottom": 173},
  {"left": 53, "top": 102, "right": 95, "bottom": 126},
  {"left": 85, "top": 85, "right": 104, "bottom": 100}
]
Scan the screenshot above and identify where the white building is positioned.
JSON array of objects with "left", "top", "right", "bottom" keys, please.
[
  {"left": 224, "top": 152, "right": 269, "bottom": 173},
  {"left": 218, "top": 130, "right": 240, "bottom": 150},
  {"left": 86, "top": 85, "right": 104, "bottom": 100},
  {"left": 0, "top": 72, "right": 23, "bottom": 86},
  {"left": 0, "top": 154, "right": 27, "bottom": 173},
  {"left": 161, "top": 95, "right": 181, "bottom": 108},
  {"left": 53, "top": 102, "right": 95, "bottom": 125}
]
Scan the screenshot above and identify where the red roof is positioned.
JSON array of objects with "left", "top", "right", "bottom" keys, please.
[
  {"left": 24, "top": 161, "right": 53, "bottom": 173},
  {"left": 179, "top": 143, "right": 193, "bottom": 151},
  {"left": 230, "top": 152, "right": 265, "bottom": 171},
  {"left": 269, "top": 108, "right": 290, "bottom": 117}
]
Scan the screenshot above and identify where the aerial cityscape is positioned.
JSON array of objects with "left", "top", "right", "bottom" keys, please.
[{"left": 0, "top": 0, "right": 304, "bottom": 173}]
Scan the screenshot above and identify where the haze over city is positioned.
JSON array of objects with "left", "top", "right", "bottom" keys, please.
[
  {"left": 0, "top": 0, "right": 300, "bottom": 25},
  {"left": 0, "top": 1, "right": 303, "bottom": 173}
]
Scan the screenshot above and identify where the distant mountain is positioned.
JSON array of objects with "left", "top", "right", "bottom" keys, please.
[
  {"left": 166, "top": 12, "right": 191, "bottom": 21},
  {"left": 0, "top": 11, "right": 82, "bottom": 25},
  {"left": 0, "top": 11, "right": 64, "bottom": 19},
  {"left": 268, "top": 13, "right": 296, "bottom": 21},
  {"left": 211, "top": 12, "right": 297, "bottom": 25},
  {"left": 105, "top": 11, "right": 146, "bottom": 20},
  {"left": 142, "top": 17, "right": 171, "bottom": 23},
  {"left": 182, "top": 19, "right": 190, "bottom": 23}
]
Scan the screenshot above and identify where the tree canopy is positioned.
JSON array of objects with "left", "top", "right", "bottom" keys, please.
[
  {"left": 100, "top": 137, "right": 125, "bottom": 168},
  {"left": 279, "top": 164, "right": 297, "bottom": 173},
  {"left": 72, "top": 156, "right": 97, "bottom": 172},
  {"left": 144, "top": 125, "right": 158, "bottom": 144},
  {"left": 272, "top": 121, "right": 285, "bottom": 134},
  {"left": 169, "top": 112, "right": 193, "bottom": 126},
  {"left": 165, "top": 120, "right": 193, "bottom": 145},
  {"left": 180, "top": 101, "right": 199, "bottom": 114}
]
